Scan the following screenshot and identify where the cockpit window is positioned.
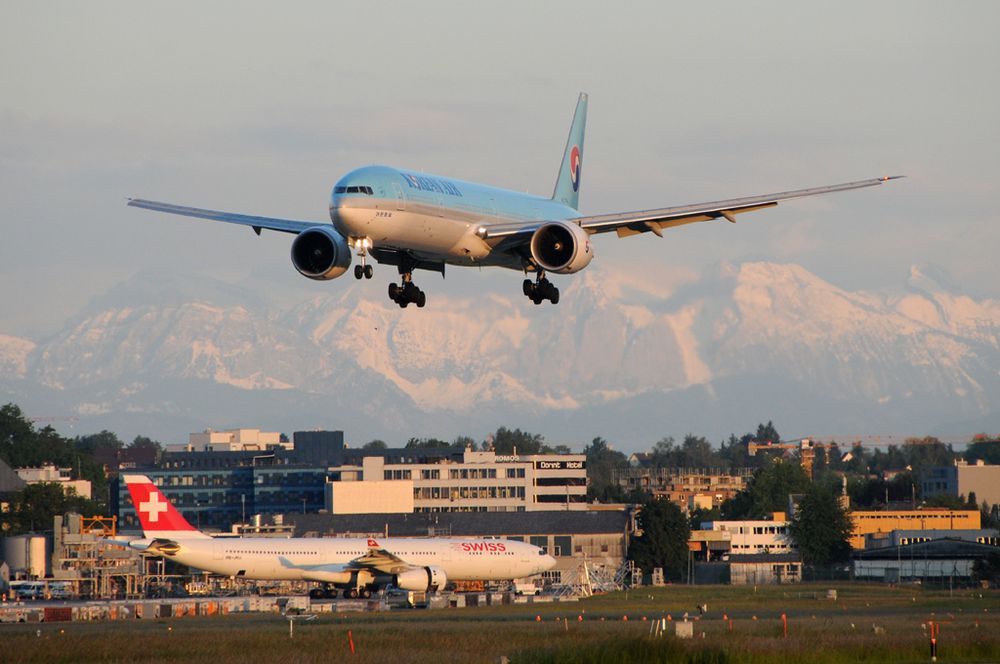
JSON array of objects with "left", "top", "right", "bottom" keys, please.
[{"left": 334, "top": 185, "right": 374, "bottom": 195}]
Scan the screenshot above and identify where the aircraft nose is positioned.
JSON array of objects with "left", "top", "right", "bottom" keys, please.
[{"left": 543, "top": 554, "right": 557, "bottom": 571}]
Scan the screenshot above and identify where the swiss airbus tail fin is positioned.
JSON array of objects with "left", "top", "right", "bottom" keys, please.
[
  {"left": 551, "top": 93, "right": 588, "bottom": 210},
  {"left": 123, "top": 474, "right": 210, "bottom": 539}
]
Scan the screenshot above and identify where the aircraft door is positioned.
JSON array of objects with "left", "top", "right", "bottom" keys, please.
[{"left": 393, "top": 182, "right": 406, "bottom": 211}]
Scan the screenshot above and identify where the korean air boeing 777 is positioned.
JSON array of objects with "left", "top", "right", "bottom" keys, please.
[
  {"left": 118, "top": 475, "right": 555, "bottom": 599},
  {"left": 128, "top": 94, "right": 901, "bottom": 308}
]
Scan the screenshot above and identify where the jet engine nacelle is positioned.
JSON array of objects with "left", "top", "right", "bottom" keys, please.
[
  {"left": 290, "top": 226, "right": 352, "bottom": 280},
  {"left": 395, "top": 566, "right": 448, "bottom": 592},
  {"left": 529, "top": 221, "right": 593, "bottom": 274}
]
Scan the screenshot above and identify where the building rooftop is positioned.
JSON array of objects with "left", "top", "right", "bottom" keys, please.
[
  {"left": 854, "top": 538, "right": 1000, "bottom": 560},
  {"left": 284, "top": 509, "right": 629, "bottom": 537}
]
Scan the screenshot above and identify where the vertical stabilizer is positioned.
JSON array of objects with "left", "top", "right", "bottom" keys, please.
[
  {"left": 551, "top": 93, "right": 588, "bottom": 210},
  {"left": 123, "top": 474, "right": 210, "bottom": 539}
]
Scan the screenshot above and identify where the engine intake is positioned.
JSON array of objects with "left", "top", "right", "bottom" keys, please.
[
  {"left": 291, "top": 226, "right": 352, "bottom": 280},
  {"left": 529, "top": 221, "right": 593, "bottom": 274},
  {"left": 395, "top": 566, "right": 448, "bottom": 592}
]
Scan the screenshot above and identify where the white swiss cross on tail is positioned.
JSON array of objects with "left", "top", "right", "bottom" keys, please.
[
  {"left": 122, "top": 474, "right": 209, "bottom": 539},
  {"left": 139, "top": 492, "right": 168, "bottom": 522}
]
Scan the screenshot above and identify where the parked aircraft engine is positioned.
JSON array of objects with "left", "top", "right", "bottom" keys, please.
[
  {"left": 529, "top": 221, "right": 593, "bottom": 274},
  {"left": 395, "top": 566, "right": 448, "bottom": 591},
  {"left": 291, "top": 226, "right": 352, "bottom": 280}
]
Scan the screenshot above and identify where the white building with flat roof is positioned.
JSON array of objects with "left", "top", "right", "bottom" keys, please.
[
  {"left": 166, "top": 428, "right": 289, "bottom": 453},
  {"left": 15, "top": 465, "right": 92, "bottom": 499},
  {"left": 699, "top": 514, "right": 797, "bottom": 555},
  {"left": 324, "top": 448, "right": 587, "bottom": 514}
]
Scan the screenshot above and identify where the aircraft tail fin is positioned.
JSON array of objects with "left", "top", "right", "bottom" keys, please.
[
  {"left": 123, "top": 474, "right": 210, "bottom": 539},
  {"left": 551, "top": 93, "right": 588, "bottom": 210}
]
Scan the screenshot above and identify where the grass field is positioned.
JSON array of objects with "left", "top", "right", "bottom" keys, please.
[{"left": 2, "top": 584, "right": 999, "bottom": 663}]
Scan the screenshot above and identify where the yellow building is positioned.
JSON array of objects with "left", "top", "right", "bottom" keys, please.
[{"left": 848, "top": 509, "right": 980, "bottom": 549}]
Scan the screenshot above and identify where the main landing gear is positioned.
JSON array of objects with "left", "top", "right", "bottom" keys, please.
[
  {"left": 388, "top": 274, "right": 426, "bottom": 308},
  {"left": 309, "top": 584, "right": 338, "bottom": 600},
  {"left": 523, "top": 273, "right": 559, "bottom": 305},
  {"left": 353, "top": 263, "right": 373, "bottom": 280}
]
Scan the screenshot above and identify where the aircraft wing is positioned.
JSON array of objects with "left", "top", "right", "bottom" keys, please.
[
  {"left": 481, "top": 176, "right": 902, "bottom": 241},
  {"left": 278, "top": 548, "right": 414, "bottom": 578},
  {"left": 127, "top": 198, "right": 323, "bottom": 235},
  {"left": 348, "top": 547, "right": 413, "bottom": 575}
]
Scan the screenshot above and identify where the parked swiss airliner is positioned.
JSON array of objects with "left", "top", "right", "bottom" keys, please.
[
  {"left": 128, "top": 94, "right": 901, "bottom": 308},
  {"left": 120, "top": 475, "right": 555, "bottom": 599}
]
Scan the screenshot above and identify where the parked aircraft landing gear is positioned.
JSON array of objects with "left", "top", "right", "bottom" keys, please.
[
  {"left": 523, "top": 273, "right": 559, "bottom": 305},
  {"left": 310, "top": 585, "right": 338, "bottom": 600},
  {"left": 388, "top": 274, "right": 426, "bottom": 308},
  {"left": 343, "top": 587, "right": 373, "bottom": 599},
  {"left": 353, "top": 263, "right": 373, "bottom": 280}
]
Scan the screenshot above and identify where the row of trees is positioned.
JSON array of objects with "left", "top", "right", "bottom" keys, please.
[{"left": 0, "top": 403, "right": 163, "bottom": 535}]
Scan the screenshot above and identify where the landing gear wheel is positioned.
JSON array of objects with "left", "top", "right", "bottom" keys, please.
[
  {"left": 361, "top": 588, "right": 372, "bottom": 599},
  {"left": 354, "top": 265, "right": 364, "bottom": 280},
  {"left": 523, "top": 273, "right": 559, "bottom": 305},
  {"left": 347, "top": 588, "right": 359, "bottom": 599},
  {"left": 325, "top": 588, "right": 338, "bottom": 599},
  {"left": 364, "top": 264, "right": 373, "bottom": 279},
  {"left": 416, "top": 290, "right": 426, "bottom": 308},
  {"left": 309, "top": 588, "right": 325, "bottom": 600},
  {"left": 388, "top": 283, "right": 400, "bottom": 300}
]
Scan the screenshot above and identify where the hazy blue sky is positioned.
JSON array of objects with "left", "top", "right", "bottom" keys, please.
[{"left": 2, "top": 1, "right": 998, "bottom": 336}]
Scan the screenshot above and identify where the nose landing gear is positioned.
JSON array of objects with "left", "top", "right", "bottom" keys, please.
[
  {"left": 523, "top": 273, "right": 559, "bottom": 305},
  {"left": 352, "top": 238, "right": 374, "bottom": 280}
]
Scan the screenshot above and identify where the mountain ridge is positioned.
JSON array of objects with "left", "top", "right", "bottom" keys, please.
[{"left": 2, "top": 261, "right": 997, "bottom": 448}]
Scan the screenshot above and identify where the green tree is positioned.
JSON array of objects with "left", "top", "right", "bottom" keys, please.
[
  {"left": 755, "top": 421, "right": 781, "bottom": 445},
  {"left": 2, "top": 482, "right": 99, "bottom": 535},
  {"left": 965, "top": 436, "right": 1000, "bottom": 465},
  {"left": 0, "top": 404, "right": 110, "bottom": 513},
  {"left": 362, "top": 439, "right": 388, "bottom": 450},
  {"left": 649, "top": 437, "right": 678, "bottom": 467},
  {"left": 405, "top": 437, "right": 451, "bottom": 449},
  {"left": 452, "top": 435, "right": 477, "bottom": 450},
  {"left": 901, "top": 437, "right": 957, "bottom": 476},
  {"left": 923, "top": 493, "right": 969, "bottom": 509},
  {"left": 490, "top": 427, "right": 545, "bottom": 455},
  {"left": 788, "top": 483, "right": 853, "bottom": 565},
  {"left": 74, "top": 430, "right": 124, "bottom": 456},
  {"left": 719, "top": 433, "right": 751, "bottom": 468},
  {"left": 721, "top": 458, "right": 812, "bottom": 519},
  {"left": 584, "top": 437, "right": 628, "bottom": 502},
  {"left": 973, "top": 550, "right": 1000, "bottom": 586},
  {"left": 679, "top": 434, "right": 722, "bottom": 468},
  {"left": 629, "top": 498, "right": 691, "bottom": 583},
  {"left": 127, "top": 435, "right": 163, "bottom": 462}
]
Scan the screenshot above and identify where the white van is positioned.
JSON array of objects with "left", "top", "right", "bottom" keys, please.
[{"left": 10, "top": 581, "right": 44, "bottom": 600}]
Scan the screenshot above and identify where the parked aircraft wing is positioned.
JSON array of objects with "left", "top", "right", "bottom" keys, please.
[
  {"left": 278, "top": 547, "right": 412, "bottom": 577},
  {"left": 127, "top": 198, "right": 322, "bottom": 235}
]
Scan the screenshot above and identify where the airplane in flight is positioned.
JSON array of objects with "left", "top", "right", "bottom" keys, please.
[
  {"left": 128, "top": 94, "right": 901, "bottom": 308},
  {"left": 118, "top": 474, "right": 556, "bottom": 599}
]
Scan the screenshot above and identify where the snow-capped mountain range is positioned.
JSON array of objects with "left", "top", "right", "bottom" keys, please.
[{"left": 2, "top": 261, "right": 998, "bottom": 449}]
